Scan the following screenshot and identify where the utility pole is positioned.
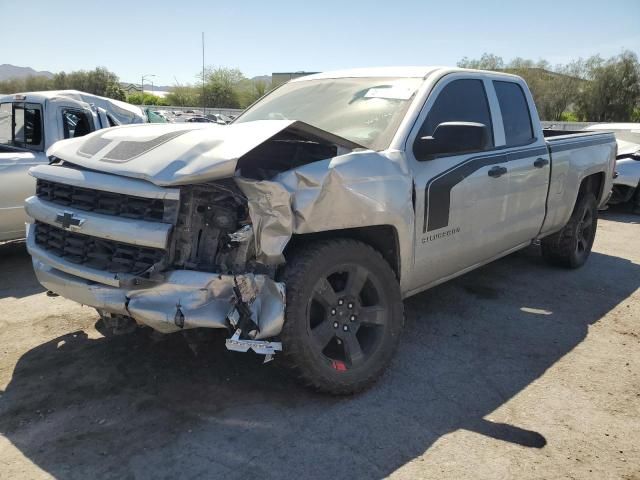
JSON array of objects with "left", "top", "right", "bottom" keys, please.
[
  {"left": 141, "top": 74, "right": 156, "bottom": 106},
  {"left": 202, "top": 31, "right": 206, "bottom": 116}
]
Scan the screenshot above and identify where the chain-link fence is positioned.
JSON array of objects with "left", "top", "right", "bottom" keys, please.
[{"left": 138, "top": 105, "right": 245, "bottom": 118}]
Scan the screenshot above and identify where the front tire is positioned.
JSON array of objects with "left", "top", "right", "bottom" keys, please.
[
  {"left": 280, "top": 239, "right": 404, "bottom": 395},
  {"left": 541, "top": 193, "right": 598, "bottom": 268}
]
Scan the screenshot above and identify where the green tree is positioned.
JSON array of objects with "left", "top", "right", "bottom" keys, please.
[
  {"left": 236, "top": 78, "right": 273, "bottom": 108},
  {"left": 23, "top": 75, "right": 53, "bottom": 91},
  {"left": 165, "top": 84, "right": 199, "bottom": 106},
  {"left": 457, "top": 51, "right": 640, "bottom": 122},
  {"left": 199, "top": 67, "right": 244, "bottom": 108},
  {"left": 0, "top": 67, "right": 126, "bottom": 102},
  {"left": 0, "top": 75, "right": 53, "bottom": 93},
  {"left": 126, "top": 92, "right": 168, "bottom": 106},
  {"left": 51, "top": 67, "right": 122, "bottom": 97},
  {"left": 105, "top": 83, "right": 126, "bottom": 101},
  {"left": 506, "top": 60, "right": 584, "bottom": 121},
  {"left": 576, "top": 51, "right": 640, "bottom": 122},
  {"left": 457, "top": 53, "right": 504, "bottom": 70}
]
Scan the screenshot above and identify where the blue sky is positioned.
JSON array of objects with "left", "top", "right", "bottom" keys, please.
[{"left": 1, "top": 0, "right": 639, "bottom": 87}]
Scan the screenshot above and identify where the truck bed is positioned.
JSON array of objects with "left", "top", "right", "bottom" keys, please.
[
  {"left": 538, "top": 129, "right": 616, "bottom": 237},
  {"left": 544, "top": 130, "right": 615, "bottom": 152},
  {"left": 543, "top": 129, "right": 609, "bottom": 140}
]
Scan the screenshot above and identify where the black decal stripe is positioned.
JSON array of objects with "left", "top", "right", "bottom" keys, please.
[
  {"left": 102, "top": 130, "right": 190, "bottom": 163},
  {"left": 423, "top": 146, "right": 548, "bottom": 233},
  {"left": 547, "top": 135, "right": 612, "bottom": 153},
  {"left": 421, "top": 135, "right": 613, "bottom": 233}
]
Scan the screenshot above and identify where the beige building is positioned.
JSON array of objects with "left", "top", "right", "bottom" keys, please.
[{"left": 271, "top": 71, "right": 319, "bottom": 87}]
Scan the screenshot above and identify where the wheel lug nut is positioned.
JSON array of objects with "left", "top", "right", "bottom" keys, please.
[
  {"left": 331, "top": 308, "right": 336, "bottom": 315},
  {"left": 343, "top": 325, "right": 349, "bottom": 332},
  {"left": 347, "top": 302, "right": 353, "bottom": 309},
  {"left": 333, "top": 321, "right": 339, "bottom": 329},
  {"left": 338, "top": 299, "right": 344, "bottom": 306},
  {"left": 350, "top": 315, "right": 356, "bottom": 322}
]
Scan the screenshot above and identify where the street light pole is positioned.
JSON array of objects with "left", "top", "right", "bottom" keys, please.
[
  {"left": 202, "top": 32, "right": 206, "bottom": 116},
  {"left": 141, "top": 74, "right": 157, "bottom": 106}
]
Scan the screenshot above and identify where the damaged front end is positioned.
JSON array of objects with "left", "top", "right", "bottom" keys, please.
[
  {"left": 28, "top": 119, "right": 413, "bottom": 360},
  {"left": 28, "top": 172, "right": 287, "bottom": 357}
]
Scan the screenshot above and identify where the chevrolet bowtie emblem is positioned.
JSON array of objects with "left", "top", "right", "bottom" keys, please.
[{"left": 55, "top": 211, "right": 85, "bottom": 229}]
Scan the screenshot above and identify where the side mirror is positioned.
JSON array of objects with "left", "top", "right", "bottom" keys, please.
[{"left": 414, "top": 122, "right": 490, "bottom": 160}]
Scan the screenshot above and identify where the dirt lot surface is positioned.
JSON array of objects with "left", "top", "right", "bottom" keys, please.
[{"left": 0, "top": 209, "right": 638, "bottom": 480}]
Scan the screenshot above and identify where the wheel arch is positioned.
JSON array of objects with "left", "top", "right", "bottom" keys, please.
[
  {"left": 283, "top": 225, "right": 402, "bottom": 281},
  {"left": 561, "top": 172, "right": 605, "bottom": 226},
  {"left": 579, "top": 171, "right": 606, "bottom": 203}
]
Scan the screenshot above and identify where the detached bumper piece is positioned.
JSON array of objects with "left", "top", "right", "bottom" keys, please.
[{"left": 225, "top": 330, "right": 282, "bottom": 363}]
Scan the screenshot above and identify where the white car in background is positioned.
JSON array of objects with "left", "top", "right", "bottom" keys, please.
[
  {"left": 585, "top": 123, "right": 640, "bottom": 213},
  {"left": 0, "top": 90, "right": 146, "bottom": 242}
]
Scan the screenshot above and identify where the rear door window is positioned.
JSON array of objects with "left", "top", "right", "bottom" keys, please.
[
  {"left": 62, "top": 109, "right": 94, "bottom": 139},
  {"left": 493, "top": 81, "right": 534, "bottom": 146}
]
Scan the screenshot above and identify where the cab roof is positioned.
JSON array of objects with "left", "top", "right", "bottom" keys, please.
[
  {"left": 291, "top": 66, "right": 522, "bottom": 82},
  {"left": 0, "top": 89, "right": 145, "bottom": 124}
]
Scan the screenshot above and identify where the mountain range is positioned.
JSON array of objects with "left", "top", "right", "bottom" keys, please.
[
  {"left": 0, "top": 64, "right": 54, "bottom": 81},
  {"left": 1, "top": 64, "right": 273, "bottom": 89}
]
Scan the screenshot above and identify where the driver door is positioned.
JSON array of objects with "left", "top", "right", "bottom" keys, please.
[{"left": 407, "top": 75, "right": 513, "bottom": 288}]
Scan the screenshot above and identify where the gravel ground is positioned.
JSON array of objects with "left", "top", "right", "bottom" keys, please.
[{"left": 0, "top": 209, "right": 638, "bottom": 480}]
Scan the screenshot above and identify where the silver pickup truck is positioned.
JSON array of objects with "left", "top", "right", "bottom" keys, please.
[
  {"left": 24, "top": 67, "right": 616, "bottom": 394},
  {"left": 0, "top": 90, "right": 145, "bottom": 242}
]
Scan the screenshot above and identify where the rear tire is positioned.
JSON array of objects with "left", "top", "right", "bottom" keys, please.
[
  {"left": 541, "top": 193, "right": 598, "bottom": 268},
  {"left": 279, "top": 239, "right": 404, "bottom": 395}
]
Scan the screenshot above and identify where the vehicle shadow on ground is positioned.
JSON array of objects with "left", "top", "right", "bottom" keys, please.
[
  {"left": 0, "top": 241, "right": 44, "bottom": 299},
  {"left": 0, "top": 248, "right": 638, "bottom": 479},
  {"left": 601, "top": 204, "right": 639, "bottom": 224}
]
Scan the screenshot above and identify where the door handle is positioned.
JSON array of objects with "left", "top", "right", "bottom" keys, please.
[
  {"left": 488, "top": 166, "right": 507, "bottom": 178},
  {"left": 534, "top": 158, "right": 549, "bottom": 168}
]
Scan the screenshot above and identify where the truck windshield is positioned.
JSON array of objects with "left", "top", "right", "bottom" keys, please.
[
  {"left": 0, "top": 102, "right": 44, "bottom": 151},
  {"left": 235, "top": 77, "right": 423, "bottom": 151}
]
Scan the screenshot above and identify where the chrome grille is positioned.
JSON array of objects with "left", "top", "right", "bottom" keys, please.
[
  {"left": 34, "top": 221, "right": 165, "bottom": 274},
  {"left": 36, "top": 179, "right": 165, "bottom": 222}
]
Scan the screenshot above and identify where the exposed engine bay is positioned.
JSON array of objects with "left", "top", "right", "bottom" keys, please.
[
  {"left": 169, "top": 126, "right": 351, "bottom": 274},
  {"left": 235, "top": 128, "right": 341, "bottom": 180},
  {"left": 171, "top": 181, "right": 254, "bottom": 274}
]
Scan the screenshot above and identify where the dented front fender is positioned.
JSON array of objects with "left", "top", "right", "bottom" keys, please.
[{"left": 235, "top": 150, "right": 415, "bottom": 287}]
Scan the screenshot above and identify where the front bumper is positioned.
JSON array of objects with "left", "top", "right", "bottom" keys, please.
[
  {"left": 32, "top": 257, "right": 285, "bottom": 337},
  {"left": 26, "top": 164, "right": 286, "bottom": 339}
]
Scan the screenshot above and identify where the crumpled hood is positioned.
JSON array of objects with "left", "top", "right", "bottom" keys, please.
[{"left": 47, "top": 120, "right": 356, "bottom": 186}]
